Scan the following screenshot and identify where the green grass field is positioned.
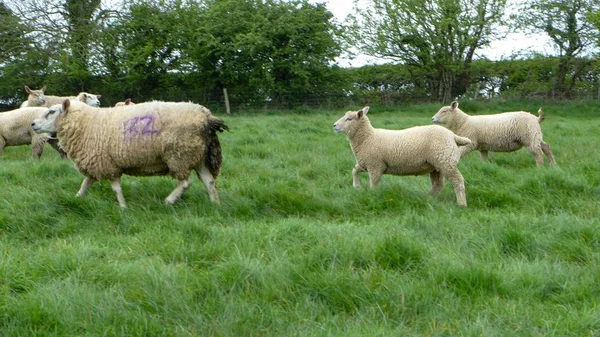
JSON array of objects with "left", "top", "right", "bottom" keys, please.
[{"left": 1, "top": 100, "right": 599, "bottom": 336}]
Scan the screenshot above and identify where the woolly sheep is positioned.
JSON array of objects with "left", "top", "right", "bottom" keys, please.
[
  {"left": 115, "top": 98, "right": 135, "bottom": 107},
  {"left": 0, "top": 106, "right": 66, "bottom": 159},
  {"left": 334, "top": 106, "right": 470, "bottom": 207},
  {"left": 431, "top": 101, "right": 556, "bottom": 166},
  {"left": 21, "top": 86, "right": 102, "bottom": 108},
  {"left": 31, "top": 99, "right": 229, "bottom": 208}
]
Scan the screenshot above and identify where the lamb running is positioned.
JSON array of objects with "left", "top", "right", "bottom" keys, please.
[
  {"left": 21, "top": 86, "right": 102, "bottom": 107},
  {"left": 0, "top": 107, "right": 66, "bottom": 158},
  {"left": 334, "top": 106, "right": 470, "bottom": 207},
  {"left": 431, "top": 101, "right": 556, "bottom": 166},
  {"left": 31, "top": 99, "right": 229, "bottom": 208}
]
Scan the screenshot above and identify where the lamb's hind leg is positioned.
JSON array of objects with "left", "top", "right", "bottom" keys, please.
[
  {"left": 196, "top": 164, "right": 220, "bottom": 203},
  {"left": 527, "top": 145, "right": 545, "bottom": 166},
  {"left": 442, "top": 168, "right": 467, "bottom": 207},
  {"left": 110, "top": 178, "right": 127, "bottom": 208},
  {"left": 165, "top": 176, "right": 192, "bottom": 205},
  {"left": 429, "top": 170, "right": 444, "bottom": 197},
  {"left": 541, "top": 141, "right": 556, "bottom": 165}
]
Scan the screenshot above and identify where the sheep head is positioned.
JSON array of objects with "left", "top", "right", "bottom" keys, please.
[
  {"left": 333, "top": 106, "right": 370, "bottom": 134},
  {"left": 31, "top": 99, "right": 71, "bottom": 134},
  {"left": 431, "top": 101, "right": 460, "bottom": 125},
  {"left": 77, "top": 93, "right": 101, "bottom": 107},
  {"left": 24, "top": 86, "right": 47, "bottom": 106}
]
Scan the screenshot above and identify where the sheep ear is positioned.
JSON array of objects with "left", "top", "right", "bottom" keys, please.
[
  {"left": 41, "top": 86, "right": 47, "bottom": 92},
  {"left": 125, "top": 98, "right": 131, "bottom": 105},
  {"left": 62, "top": 99, "right": 71, "bottom": 112},
  {"left": 97, "top": 95, "right": 102, "bottom": 99},
  {"left": 25, "top": 86, "right": 32, "bottom": 93},
  {"left": 357, "top": 106, "right": 369, "bottom": 119},
  {"left": 451, "top": 101, "right": 458, "bottom": 110}
]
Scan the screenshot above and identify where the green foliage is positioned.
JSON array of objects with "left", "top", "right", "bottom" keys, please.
[{"left": 1, "top": 101, "right": 600, "bottom": 335}]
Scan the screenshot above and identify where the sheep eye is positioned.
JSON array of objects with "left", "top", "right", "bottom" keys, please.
[{"left": 345, "top": 116, "right": 353, "bottom": 121}]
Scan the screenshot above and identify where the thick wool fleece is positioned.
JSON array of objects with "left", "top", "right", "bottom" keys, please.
[
  {"left": 55, "top": 101, "right": 220, "bottom": 181},
  {"left": 0, "top": 107, "right": 64, "bottom": 158}
]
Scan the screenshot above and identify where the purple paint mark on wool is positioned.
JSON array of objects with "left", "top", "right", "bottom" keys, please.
[{"left": 122, "top": 115, "right": 160, "bottom": 141}]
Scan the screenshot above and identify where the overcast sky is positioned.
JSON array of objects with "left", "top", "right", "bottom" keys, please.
[{"left": 313, "top": 0, "right": 554, "bottom": 67}]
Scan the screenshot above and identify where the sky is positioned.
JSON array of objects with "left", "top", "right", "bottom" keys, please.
[{"left": 314, "top": 0, "right": 555, "bottom": 67}]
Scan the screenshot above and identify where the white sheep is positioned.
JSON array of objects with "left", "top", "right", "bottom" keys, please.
[
  {"left": 431, "top": 101, "right": 556, "bottom": 166},
  {"left": 0, "top": 106, "right": 66, "bottom": 158},
  {"left": 31, "top": 99, "right": 229, "bottom": 208},
  {"left": 334, "top": 106, "right": 470, "bottom": 207},
  {"left": 21, "top": 86, "right": 102, "bottom": 108},
  {"left": 115, "top": 98, "right": 135, "bottom": 107}
]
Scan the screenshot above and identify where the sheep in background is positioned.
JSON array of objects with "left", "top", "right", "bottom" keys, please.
[
  {"left": 21, "top": 86, "right": 102, "bottom": 108},
  {"left": 431, "top": 101, "right": 556, "bottom": 166},
  {"left": 31, "top": 100, "right": 228, "bottom": 208},
  {"left": 334, "top": 106, "right": 470, "bottom": 207},
  {"left": 0, "top": 107, "right": 66, "bottom": 158},
  {"left": 115, "top": 98, "right": 135, "bottom": 107}
]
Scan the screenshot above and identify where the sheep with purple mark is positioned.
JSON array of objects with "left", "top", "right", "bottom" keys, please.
[{"left": 32, "top": 100, "right": 228, "bottom": 208}]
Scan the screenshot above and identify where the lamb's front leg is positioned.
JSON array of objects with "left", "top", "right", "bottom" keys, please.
[
  {"left": 352, "top": 164, "right": 365, "bottom": 188},
  {"left": 76, "top": 177, "right": 96, "bottom": 197}
]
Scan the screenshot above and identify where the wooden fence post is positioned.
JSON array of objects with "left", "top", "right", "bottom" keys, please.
[{"left": 223, "top": 88, "right": 231, "bottom": 114}]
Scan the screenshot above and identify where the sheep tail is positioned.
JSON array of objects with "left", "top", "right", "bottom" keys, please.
[
  {"left": 454, "top": 135, "right": 472, "bottom": 146},
  {"left": 537, "top": 107, "right": 545, "bottom": 123},
  {"left": 202, "top": 117, "right": 230, "bottom": 178}
]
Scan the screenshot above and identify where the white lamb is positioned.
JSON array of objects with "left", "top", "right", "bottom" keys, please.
[
  {"left": 431, "top": 101, "right": 556, "bottom": 166},
  {"left": 0, "top": 107, "right": 66, "bottom": 158},
  {"left": 334, "top": 106, "right": 470, "bottom": 207},
  {"left": 21, "top": 86, "right": 102, "bottom": 107},
  {"left": 31, "top": 99, "right": 229, "bottom": 208}
]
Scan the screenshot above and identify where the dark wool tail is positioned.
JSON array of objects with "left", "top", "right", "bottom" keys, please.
[{"left": 202, "top": 117, "right": 229, "bottom": 178}]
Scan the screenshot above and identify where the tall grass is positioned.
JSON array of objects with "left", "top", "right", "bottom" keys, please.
[{"left": 1, "top": 100, "right": 599, "bottom": 336}]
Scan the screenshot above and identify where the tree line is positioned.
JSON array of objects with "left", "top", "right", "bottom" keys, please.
[{"left": 0, "top": 0, "right": 599, "bottom": 111}]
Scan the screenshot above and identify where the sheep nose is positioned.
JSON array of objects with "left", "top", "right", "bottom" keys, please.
[{"left": 31, "top": 122, "right": 35, "bottom": 126}]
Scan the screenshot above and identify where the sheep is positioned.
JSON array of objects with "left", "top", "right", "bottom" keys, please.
[
  {"left": 0, "top": 106, "right": 67, "bottom": 159},
  {"left": 31, "top": 99, "right": 229, "bottom": 208},
  {"left": 334, "top": 106, "right": 470, "bottom": 207},
  {"left": 431, "top": 101, "right": 556, "bottom": 166},
  {"left": 115, "top": 98, "right": 135, "bottom": 107},
  {"left": 21, "top": 86, "right": 102, "bottom": 108}
]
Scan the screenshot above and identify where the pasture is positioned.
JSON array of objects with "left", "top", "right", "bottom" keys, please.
[{"left": 1, "top": 100, "right": 599, "bottom": 336}]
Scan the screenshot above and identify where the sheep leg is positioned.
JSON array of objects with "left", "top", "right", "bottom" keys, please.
[
  {"left": 443, "top": 169, "right": 467, "bottom": 207},
  {"left": 165, "top": 177, "right": 192, "bottom": 205},
  {"left": 0, "top": 137, "right": 5, "bottom": 155},
  {"left": 30, "top": 135, "right": 46, "bottom": 159},
  {"left": 479, "top": 150, "right": 488, "bottom": 161},
  {"left": 368, "top": 168, "right": 383, "bottom": 188},
  {"left": 48, "top": 138, "right": 67, "bottom": 159},
  {"left": 429, "top": 170, "right": 444, "bottom": 197},
  {"left": 76, "top": 177, "right": 96, "bottom": 197},
  {"left": 110, "top": 178, "right": 127, "bottom": 208},
  {"left": 527, "top": 145, "right": 545, "bottom": 166},
  {"left": 541, "top": 141, "right": 556, "bottom": 165},
  {"left": 197, "top": 165, "right": 220, "bottom": 203},
  {"left": 352, "top": 164, "right": 365, "bottom": 188}
]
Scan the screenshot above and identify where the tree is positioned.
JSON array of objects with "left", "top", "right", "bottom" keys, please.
[
  {"left": 347, "top": 0, "right": 507, "bottom": 102},
  {"left": 513, "top": 0, "right": 600, "bottom": 98}
]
